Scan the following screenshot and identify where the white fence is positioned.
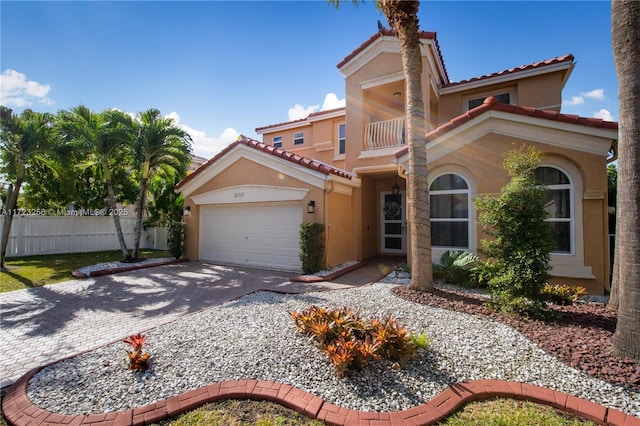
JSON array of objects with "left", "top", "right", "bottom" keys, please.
[{"left": 0, "top": 215, "right": 168, "bottom": 258}]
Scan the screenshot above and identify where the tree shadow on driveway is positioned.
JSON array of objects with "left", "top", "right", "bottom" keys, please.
[{"left": 0, "top": 262, "right": 299, "bottom": 339}]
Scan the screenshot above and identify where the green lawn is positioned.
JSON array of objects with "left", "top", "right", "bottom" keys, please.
[
  {"left": 0, "top": 249, "right": 171, "bottom": 293},
  {"left": 153, "top": 398, "right": 596, "bottom": 426},
  {"left": 440, "top": 398, "right": 596, "bottom": 425}
]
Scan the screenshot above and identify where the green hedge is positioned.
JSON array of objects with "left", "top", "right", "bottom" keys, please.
[{"left": 299, "top": 222, "right": 324, "bottom": 274}]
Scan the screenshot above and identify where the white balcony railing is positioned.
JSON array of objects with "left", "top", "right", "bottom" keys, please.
[{"left": 363, "top": 118, "right": 405, "bottom": 150}]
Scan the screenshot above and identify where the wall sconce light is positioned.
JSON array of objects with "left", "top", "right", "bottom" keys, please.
[
  {"left": 391, "top": 179, "right": 400, "bottom": 196},
  {"left": 393, "top": 91, "right": 402, "bottom": 99},
  {"left": 183, "top": 205, "right": 191, "bottom": 217},
  {"left": 307, "top": 200, "right": 315, "bottom": 214}
]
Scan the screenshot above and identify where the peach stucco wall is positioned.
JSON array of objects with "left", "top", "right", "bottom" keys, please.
[
  {"left": 438, "top": 71, "right": 566, "bottom": 125},
  {"left": 325, "top": 190, "right": 355, "bottom": 268},
  {"left": 182, "top": 157, "right": 326, "bottom": 262},
  {"left": 425, "top": 133, "right": 609, "bottom": 294},
  {"left": 343, "top": 51, "right": 432, "bottom": 173},
  {"left": 261, "top": 119, "right": 346, "bottom": 169}
]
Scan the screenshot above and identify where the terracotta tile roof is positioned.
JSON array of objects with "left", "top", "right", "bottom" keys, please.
[
  {"left": 395, "top": 96, "right": 618, "bottom": 158},
  {"left": 176, "top": 136, "right": 353, "bottom": 190},
  {"left": 444, "top": 54, "right": 574, "bottom": 88},
  {"left": 255, "top": 107, "right": 346, "bottom": 133},
  {"left": 336, "top": 27, "right": 449, "bottom": 83}
]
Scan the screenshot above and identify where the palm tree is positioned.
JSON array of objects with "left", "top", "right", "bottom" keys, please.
[
  {"left": 611, "top": 0, "right": 640, "bottom": 361},
  {"left": 330, "top": 0, "right": 433, "bottom": 291},
  {"left": 0, "top": 106, "right": 55, "bottom": 270},
  {"left": 57, "top": 106, "right": 135, "bottom": 261},
  {"left": 131, "top": 109, "right": 192, "bottom": 260}
]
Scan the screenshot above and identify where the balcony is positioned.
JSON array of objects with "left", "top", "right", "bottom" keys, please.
[{"left": 363, "top": 118, "right": 405, "bottom": 150}]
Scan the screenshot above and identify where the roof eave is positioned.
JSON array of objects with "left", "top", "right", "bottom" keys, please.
[{"left": 440, "top": 59, "right": 574, "bottom": 95}]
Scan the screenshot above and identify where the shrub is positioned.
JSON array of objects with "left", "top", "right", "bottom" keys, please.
[
  {"left": 395, "top": 262, "right": 411, "bottom": 274},
  {"left": 474, "top": 146, "right": 556, "bottom": 318},
  {"left": 469, "top": 261, "right": 497, "bottom": 288},
  {"left": 299, "top": 223, "right": 324, "bottom": 274},
  {"left": 541, "top": 283, "right": 587, "bottom": 305},
  {"left": 433, "top": 250, "right": 481, "bottom": 286},
  {"left": 123, "top": 333, "right": 150, "bottom": 372},
  {"left": 290, "top": 306, "right": 428, "bottom": 378},
  {"left": 167, "top": 220, "right": 185, "bottom": 259}
]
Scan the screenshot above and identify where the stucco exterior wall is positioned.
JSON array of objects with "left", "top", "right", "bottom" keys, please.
[
  {"left": 325, "top": 191, "right": 354, "bottom": 268},
  {"left": 261, "top": 118, "right": 347, "bottom": 168},
  {"left": 344, "top": 51, "right": 431, "bottom": 173},
  {"left": 438, "top": 71, "right": 567, "bottom": 125},
  {"left": 426, "top": 133, "right": 609, "bottom": 294},
  {"left": 182, "top": 157, "right": 326, "bottom": 261},
  {"left": 359, "top": 178, "right": 378, "bottom": 260}
]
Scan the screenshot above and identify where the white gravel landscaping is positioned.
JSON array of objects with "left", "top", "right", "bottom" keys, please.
[{"left": 27, "top": 281, "right": 640, "bottom": 417}]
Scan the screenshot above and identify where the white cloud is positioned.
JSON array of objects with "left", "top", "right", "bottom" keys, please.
[
  {"left": 582, "top": 89, "right": 605, "bottom": 100},
  {"left": 594, "top": 108, "right": 614, "bottom": 121},
  {"left": 0, "top": 69, "right": 53, "bottom": 107},
  {"left": 563, "top": 96, "right": 584, "bottom": 106},
  {"left": 321, "top": 92, "right": 346, "bottom": 110},
  {"left": 287, "top": 92, "right": 345, "bottom": 121},
  {"left": 166, "top": 112, "right": 239, "bottom": 159},
  {"left": 288, "top": 103, "right": 319, "bottom": 121}
]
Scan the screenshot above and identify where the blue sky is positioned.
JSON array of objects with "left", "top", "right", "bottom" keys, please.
[{"left": 1, "top": 1, "right": 617, "bottom": 159}]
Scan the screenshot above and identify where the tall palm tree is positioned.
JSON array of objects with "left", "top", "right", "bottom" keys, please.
[
  {"left": 330, "top": 0, "right": 433, "bottom": 291},
  {"left": 611, "top": 0, "right": 640, "bottom": 361},
  {"left": 0, "top": 106, "right": 55, "bottom": 270},
  {"left": 131, "top": 109, "right": 192, "bottom": 260},
  {"left": 57, "top": 106, "right": 135, "bottom": 260}
]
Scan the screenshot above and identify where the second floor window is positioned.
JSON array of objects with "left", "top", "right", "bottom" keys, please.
[
  {"left": 338, "top": 124, "right": 346, "bottom": 155},
  {"left": 468, "top": 93, "right": 511, "bottom": 110},
  {"left": 273, "top": 136, "right": 283, "bottom": 148},
  {"left": 294, "top": 132, "right": 304, "bottom": 145}
]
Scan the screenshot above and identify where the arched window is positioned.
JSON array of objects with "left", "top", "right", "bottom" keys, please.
[
  {"left": 535, "top": 166, "right": 572, "bottom": 253},
  {"left": 430, "top": 174, "right": 469, "bottom": 248}
]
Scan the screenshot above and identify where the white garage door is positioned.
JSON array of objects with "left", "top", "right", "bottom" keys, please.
[{"left": 199, "top": 204, "right": 302, "bottom": 271}]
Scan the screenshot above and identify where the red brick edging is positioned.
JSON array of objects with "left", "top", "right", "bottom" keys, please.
[{"left": 2, "top": 366, "right": 638, "bottom": 426}]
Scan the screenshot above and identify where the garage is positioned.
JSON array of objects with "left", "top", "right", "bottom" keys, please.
[{"left": 199, "top": 203, "right": 302, "bottom": 271}]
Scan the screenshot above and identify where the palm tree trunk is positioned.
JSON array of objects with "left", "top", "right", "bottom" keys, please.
[
  {"left": 608, "top": 241, "right": 619, "bottom": 310},
  {"left": 103, "top": 159, "right": 130, "bottom": 260},
  {"left": 611, "top": 0, "right": 640, "bottom": 361},
  {"left": 0, "top": 180, "right": 22, "bottom": 270},
  {"left": 381, "top": 0, "right": 433, "bottom": 292},
  {"left": 132, "top": 177, "right": 148, "bottom": 260}
]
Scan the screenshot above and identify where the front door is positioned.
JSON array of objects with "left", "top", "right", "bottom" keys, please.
[{"left": 380, "top": 191, "right": 406, "bottom": 253}]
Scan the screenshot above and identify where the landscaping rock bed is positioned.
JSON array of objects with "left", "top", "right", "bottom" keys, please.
[
  {"left": 26, "top": 281, "right": 640, "bottom": 418},
  {"left": 392, "top": 285, "right": 640, "bottom": 393}
]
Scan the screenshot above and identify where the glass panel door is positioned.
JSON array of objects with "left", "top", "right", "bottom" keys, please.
[{"left": 380, "top": 191, "right": 406, "bottom": 253}]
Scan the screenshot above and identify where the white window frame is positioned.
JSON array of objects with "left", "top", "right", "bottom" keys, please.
[
  {"left": 428, "top": 166, "right": 476, "bottom": 263},
  {"left": 537, "top": 165, "right": 573, "bottom": 255},
  {"left": 273, "top": 136, "right": 283, "bottom": 148},
  {"left": 537, "top": 157, "right": 594, "bottom": 279},
  {"left": 334, "top": 123, "right": 346, "bottom": 159},
  {"left": 293, "top": 132, "right": 304, "bottom": 145}
]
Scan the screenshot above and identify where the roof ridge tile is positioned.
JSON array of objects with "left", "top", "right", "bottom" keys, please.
[
  {"left": 444, "top": 54, "right": 574, "bottom": 88},
  {"left": 175, "top": 136, "right": 353, "bottom": 190}
]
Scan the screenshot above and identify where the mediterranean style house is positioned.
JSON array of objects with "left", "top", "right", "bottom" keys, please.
[{"left": 176, "top": 28, "right": 618, "bottom": 294}]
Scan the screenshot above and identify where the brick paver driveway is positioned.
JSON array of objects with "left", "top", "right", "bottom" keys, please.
[{"left": 0, "top": 261, "right": 353, "bottom": 388}]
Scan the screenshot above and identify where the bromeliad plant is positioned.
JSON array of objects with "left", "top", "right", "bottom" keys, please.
[
  {"left": 290, "top": 306, "right": 430, "bottom": 378},
  {"left": 541, "top": 283, "right": 587, "bottom": 305},
  {"left": 123, "top": 333, "right": 151, "bottom": 372}
]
